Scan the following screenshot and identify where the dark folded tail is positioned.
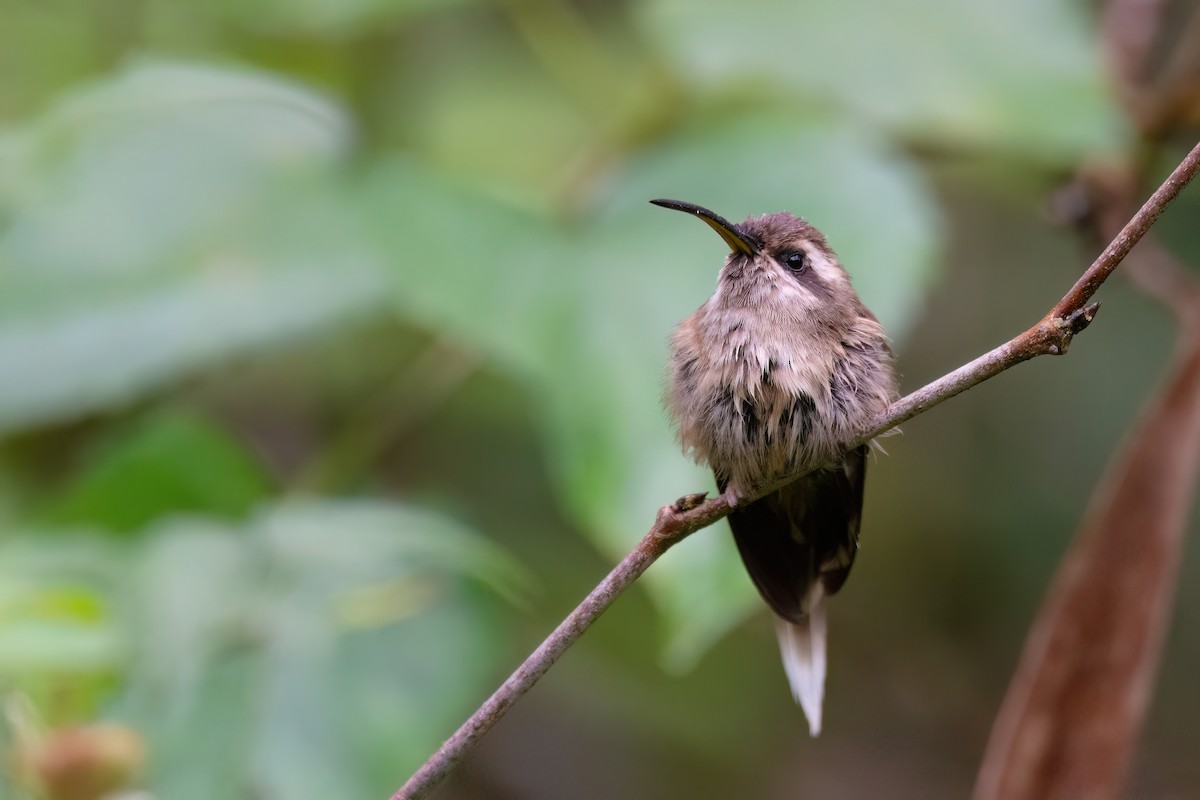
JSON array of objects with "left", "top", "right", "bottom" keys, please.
[{"left": 723, "top": 446, "right": 868, "bottom": 733}]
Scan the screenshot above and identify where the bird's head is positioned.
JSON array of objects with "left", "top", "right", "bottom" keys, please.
[{"left": 650, "top": 198, "right": 861, "bottom": 324}]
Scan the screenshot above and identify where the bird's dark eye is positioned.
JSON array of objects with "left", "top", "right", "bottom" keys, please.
[{"left": 783, "top": 251, "right": 806, "bottom": 272}]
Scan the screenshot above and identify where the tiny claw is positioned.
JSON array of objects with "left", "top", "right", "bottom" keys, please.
[{"left": 672, "top": 492, "right": 708, "bottom": 513}]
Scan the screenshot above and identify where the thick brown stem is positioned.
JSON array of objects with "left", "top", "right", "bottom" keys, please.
[{"left": 973, "top": 311, "right": 1200, "bottom": 800}]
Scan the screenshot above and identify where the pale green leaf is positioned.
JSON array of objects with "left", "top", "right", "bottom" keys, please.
[
  {"left": 202, "top": 0, "right": 483, "bottom": 37},
  {"left": 44, "top": 410, "right": 273, "bottom": 533},
  {"left": 0, "top": 537, "right": 125, "bottom": 675},
  {"left": 639, "top": 0, "right": 1128, "bottom": 159},
  {"left": 116, "top": 500, "right": 525, "bottom": 799},
  {"left": 0, "top": 61, "right": 388, "bottom": 434}
]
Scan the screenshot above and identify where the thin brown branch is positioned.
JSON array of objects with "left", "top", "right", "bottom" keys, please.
[
  {"left": 1050, "top": 141, "right": 1200, "bottom": 319},
  {"left": 859, "top": 139, "right": 1200, "bottom": 443},
  {"left": 390, "top": 139, "right": 1200, "bottom": 800},
  {"left": 390, "top": 492, "right": 733, "bottom": 800},
  {"left": 1069, "top": 163, "right": 1200, "bottom": 318}
]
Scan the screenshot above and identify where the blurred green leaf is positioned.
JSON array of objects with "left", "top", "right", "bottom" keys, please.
[
  {"left": 44, "top": 410, "right": 273, "bottom": 533},
  {"left": 0, "top": 537, "right": 125, "bottom": 678},
  {"left": 0, "top": 500, "right": 525, "bottom": 798},
  {"left": 0, "top": 4, "right": 98, "bottom": 117},
  {"left": 0, "top": 585, "right": 119, "bottom": 675},
  {"left": 0, "top": 59, "right": 350, "bottom": 224},
  {"left": 398, "top": 27, "right": 598, "bottom": 201},
  {"left": 397, "top": 4, "right": 663, "bottom": 203},
  {"left": 0, "top": 61, "right": 388, "bottom": 434},
  {"left": 357, "top": 155, "right": 572, "bottom": 375},
  {"left": 639, "top": 0, "right": 1127, "bottom": 160},
  {"left": 204, "top": 0, "right": 484, "bottom": 37},
  {"left": 115, "top": 500, "right": 525, "bottom": 800}
]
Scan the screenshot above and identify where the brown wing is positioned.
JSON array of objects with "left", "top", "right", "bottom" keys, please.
[{"left": 725, "top": 446, "right": 867, "bottom": 624}]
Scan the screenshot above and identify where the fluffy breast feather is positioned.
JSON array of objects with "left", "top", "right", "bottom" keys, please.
[{"left": 667, "top": 306, "right": 894, "bottom": 496}]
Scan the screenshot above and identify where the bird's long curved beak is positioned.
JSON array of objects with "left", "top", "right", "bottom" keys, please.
[{"left": 650, "top": 198, "right": 760, "bottom": 255}]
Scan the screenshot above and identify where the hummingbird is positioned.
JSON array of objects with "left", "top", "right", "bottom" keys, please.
[{"left": 653, "top": 198, "right": 898, "bottom": 735}]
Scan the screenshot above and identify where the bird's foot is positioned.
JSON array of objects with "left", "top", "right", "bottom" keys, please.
[{"left": 717, "top": 487, "right": 741, "bottom": 509}]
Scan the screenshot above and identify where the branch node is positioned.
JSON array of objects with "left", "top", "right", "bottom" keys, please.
[
  {"left": 671, "top": 492, "right": 708, "bottom": 513},
  {"left": 1043, "top": 302, "right": 1103, "bottom": 357},
  {"left": 654, "top": 501, "right": 692, "bottom": 537},
  {"left": 1068, "top": 301, "right": 1102, "bottom": 335}
]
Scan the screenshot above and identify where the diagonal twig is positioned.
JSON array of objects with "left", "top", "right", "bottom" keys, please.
[{"left": 390, "top": 139, "right": 1200, "bottom": 800}]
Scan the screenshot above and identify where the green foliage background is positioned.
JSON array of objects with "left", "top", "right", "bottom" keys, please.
[{"left": 0, "top": 0, "right": 1197, "bottom": 797}]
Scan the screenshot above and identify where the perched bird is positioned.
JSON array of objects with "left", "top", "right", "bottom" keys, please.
[{"left": 653, "top": 199, "right": 898, "bottom": 735}]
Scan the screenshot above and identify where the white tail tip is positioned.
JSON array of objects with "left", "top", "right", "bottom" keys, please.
[{"left": 775, "top": 588, "right": 828, "bottom": 736}]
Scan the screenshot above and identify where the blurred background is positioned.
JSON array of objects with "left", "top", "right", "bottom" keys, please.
[{"left": 1, "top": 0, "right": 1199, "bottom": 798}]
